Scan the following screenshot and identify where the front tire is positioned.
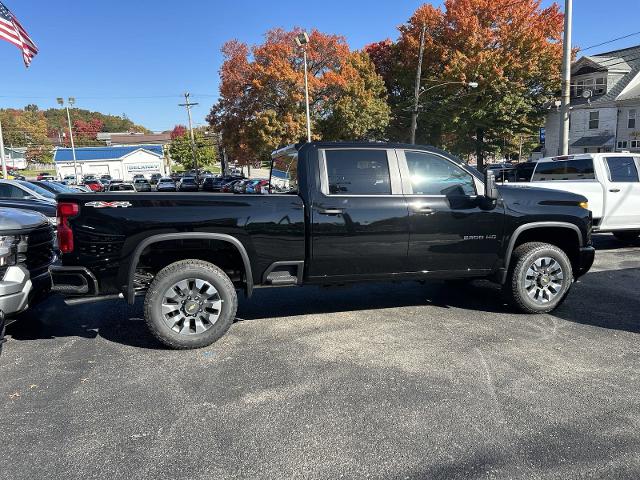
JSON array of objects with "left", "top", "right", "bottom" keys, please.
[
  {"left": 144, "top": 259, "right": 238, "bottom": 349},
  {"left": 504, "top": 242, "right": 573, "bottom": 314}
]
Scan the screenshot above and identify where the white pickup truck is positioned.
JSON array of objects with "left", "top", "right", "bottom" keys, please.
[{"left": 512, "top": 153, "right": 640, "bottom": 241}]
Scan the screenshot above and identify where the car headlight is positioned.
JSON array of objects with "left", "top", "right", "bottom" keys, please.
[
  {"left": 0, "top": 235, "right": 19, "bottom": 267},
  {"left": 579, "top": 201, "right": 589, "bottom": 210}
]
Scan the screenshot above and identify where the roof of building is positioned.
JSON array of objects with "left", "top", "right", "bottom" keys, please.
[
  {"left": 53, "top": 145, "right": 164, "bottom": 162},
  {"left": 570, "top": 134, "right": 615, "bottom": 147},
  {"left": 572, "top": 44, "right": 640, "bottom": 106},
  {"left": 109, "top": 133, "right": 171, "bottom": 145}
]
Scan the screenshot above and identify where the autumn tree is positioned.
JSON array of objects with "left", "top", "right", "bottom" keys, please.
[
  {"left": 208, "top": 28, "right": 390, "bottom": 164},
  {"left": 366, "top": 0, "right": 564, "bottom": 168},
  {"left": 73, "top": 118, "right": 104, "bottom": 144},
  {"left": 171, "top": 125, "right": 187, "bottom": 139}
]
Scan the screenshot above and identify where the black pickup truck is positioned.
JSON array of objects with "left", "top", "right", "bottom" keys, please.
[{"left": 51, "top": 142, "right": 595, "bottom": 349}]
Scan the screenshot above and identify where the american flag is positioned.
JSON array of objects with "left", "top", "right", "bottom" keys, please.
[{"left": 0, "top": 1, "right": 38, "bottom": 67}]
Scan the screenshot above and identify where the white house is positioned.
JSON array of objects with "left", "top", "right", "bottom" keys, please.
[
  {"left": 544, "top": 45, "right": 640, "bottom": 156},
  {"left": 53, "top": 145, "right": 167, "bottom": 181}
]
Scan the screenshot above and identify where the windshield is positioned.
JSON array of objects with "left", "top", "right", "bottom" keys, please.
[
  {"left": 270, "top": 147, "right": 298, "bottom": 194},
  {"left": 18, "top": 180, "right": 56, "bottom": 199}
]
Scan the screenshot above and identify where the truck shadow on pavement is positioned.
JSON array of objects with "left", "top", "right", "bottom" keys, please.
[{"left": 7, "top": 267, "right": 640, "bottom": 350}]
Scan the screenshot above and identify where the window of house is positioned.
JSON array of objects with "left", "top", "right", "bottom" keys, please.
[
  {"left": 605, "top": 157, "right": 639, "bottom": 182},
  {"left": 531, "top": 159, "right": 596, "bottom": 181},
  {"left": 631, "top": 140, "right": 640, "bottom": 149},
  {"left": 589, "top": 111, "right": 599, "bottom": 129},
  {"left": 324, "top": 149, "right": 391, "bottom": 195},
  {"left": 628, "top": 110, "right": 636, "bottom": 129},
  {"left": 404, "top": 151, "right": 475, "bottom": 196},
  {"left": 595, "top": 77, "right": 606, "bottom": 95},
  {"left": 575, "top": 80, "right": 584, "bottom": 97},
  {"left": 618, "top": 140, "right": 628, "bottom": 149}
]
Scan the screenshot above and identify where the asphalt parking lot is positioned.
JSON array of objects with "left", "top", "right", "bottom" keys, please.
[{"left": 2, "top": 235, "right": 639, "bottom": 480}]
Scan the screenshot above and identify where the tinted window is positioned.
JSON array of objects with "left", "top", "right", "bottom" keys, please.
[
  {"left": 0, "top": 184, "right": 30, "bottom": 199},
  {"left": 508, "top": 162, "right": 537, "bottom": 182},
  {"left": 325, "top": 149, "right": 391, "bottom": 195},
  {"left": 271, "top": 150, "right": 299, "bottom": 194},
  {"left": 17, "top": 180, "right": 55, "bottom": 199},
  {"left": 405, "top": 151, "right": 475, "bottom": 196},
  {"left": 531, "top": 159, "right": 595, "bottom": 181},
  {"left": 605, "top": 157, "right": 639, "bottom": 182}
]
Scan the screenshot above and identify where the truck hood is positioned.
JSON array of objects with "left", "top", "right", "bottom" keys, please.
[
  {"left": 498, "top": 184, "right": 588, "bottom": 205},
  {"left": 0, "top": 207, "right": 49, "bottom": 232}
]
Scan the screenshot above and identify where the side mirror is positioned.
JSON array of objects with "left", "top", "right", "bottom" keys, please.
[{"left": 484, "top": 169, "right": 498, "bottom": 201}]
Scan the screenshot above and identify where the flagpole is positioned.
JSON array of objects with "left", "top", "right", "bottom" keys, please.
[{"left": 0, "top": 119, "right": 8, "bottom": 179}]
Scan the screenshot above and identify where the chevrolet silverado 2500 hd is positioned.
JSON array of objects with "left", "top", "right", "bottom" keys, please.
[{"left": 50, "top": 142, "right": 595, "bottom": 349}]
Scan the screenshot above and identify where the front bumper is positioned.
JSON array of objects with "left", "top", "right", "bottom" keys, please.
[
  {"left": 576, "top": 246, "right": 595, "bottom": 278},
  {"left": 0, "top": 265, "right": 32, "bottom": 319}
]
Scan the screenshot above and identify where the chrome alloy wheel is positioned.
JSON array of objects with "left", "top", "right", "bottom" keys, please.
[
  {"left": 161, "top": 278, "right": 223, "bottom": 335},
  {"left": 524, "top": 256, "right": 564, "bottom": 305}
]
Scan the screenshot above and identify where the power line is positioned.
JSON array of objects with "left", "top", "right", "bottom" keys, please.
[{"left": 581, "top": 31, "right": 640, "bottom": 52}]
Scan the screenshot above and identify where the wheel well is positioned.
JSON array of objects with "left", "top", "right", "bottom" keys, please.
[
  {"left": 511, "top": 227, "right": 581, "bottom": 271},
  {"left": 136, "top": 238, "right": 247, "bottom": 289}
]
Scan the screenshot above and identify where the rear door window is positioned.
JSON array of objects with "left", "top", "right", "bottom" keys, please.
[
  {"left": 531, "top": 159, "right": 595, "bottom": 181},
  {"left": 324, "top": 149, "right": 391, "bottom": 195},
  {"left": 605, "top": 157, "right": 639, "bottom": 182}
]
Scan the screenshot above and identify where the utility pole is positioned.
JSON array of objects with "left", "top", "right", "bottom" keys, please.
[
  {"left": 57, "top": 97, "right": 78, "bottom": 183},
  {"left": 559, "top": 0, "right": 572, "bottom": 155},
  {"left": 0, "top": 120, "right": 7, "bottom": 179},
  {"left": 179, "top": 92, "right": 199, "bottom": 181},
  {"left": 294, "top": 32, "right": 312, "bottom": 142},
  {"left": 216, "top": 132, "right": 227, "bottom": 176},
  {"left": 518, "top": 135, "right": 523, "bottom": 162},
  {"left": 410, "top": 24, "right": 427, "bottom": 145}
]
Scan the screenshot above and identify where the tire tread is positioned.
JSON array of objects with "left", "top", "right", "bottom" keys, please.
[
  {"left": 505, "top": 242, "right": 573, "bottom": 314},
  {"left": 143, "top": 259, "right": 237, "bottom": 349}
]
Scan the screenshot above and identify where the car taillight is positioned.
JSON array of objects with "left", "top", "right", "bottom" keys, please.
[{"left": 57, "top": 202, "right": 79, "bottom": 254}]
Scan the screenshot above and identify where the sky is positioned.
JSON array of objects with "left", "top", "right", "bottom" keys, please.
[{"left": 1, "top": 0, "right": 640, "bottom": 132}]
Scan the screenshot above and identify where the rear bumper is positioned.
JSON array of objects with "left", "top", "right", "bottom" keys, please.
[
  {"left": 49, "top": 265, "right": 98, "bottom": 295},
  {"left": 576, "top": 246, "right": 595, "bottom": 278}
]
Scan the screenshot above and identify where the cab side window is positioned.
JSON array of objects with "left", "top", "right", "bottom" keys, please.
[
  {"left": 605, "top": 157, "right": 639, "bottom": 183},
  {"left": 325, "top": 149, "right": 391, "bottom": 195},
  {"left": 404, "top": 151, "right": 475, "bottom": 196}
]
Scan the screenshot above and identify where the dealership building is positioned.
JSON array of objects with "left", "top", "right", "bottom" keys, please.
[{"left": 53, "top": 145, "right": 167, "bottom": 181}]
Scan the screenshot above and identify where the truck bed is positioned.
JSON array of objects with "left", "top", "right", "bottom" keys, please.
[{"left": 56, "top": 192, "right": 305, "bottom": 294}]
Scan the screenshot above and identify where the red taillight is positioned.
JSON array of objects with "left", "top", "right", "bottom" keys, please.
[{"left": 57, "top": 202, "right": 79, "bottom": 254}]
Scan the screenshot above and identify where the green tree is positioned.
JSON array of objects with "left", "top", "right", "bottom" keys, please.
[{"left": 169, "top": 132, "right": 218, "bottom": 170}]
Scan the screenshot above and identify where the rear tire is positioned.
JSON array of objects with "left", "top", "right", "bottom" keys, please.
[
  {"left": 144, "top": 259, "right": 238, "bottom": 349},
  {"left": 504, "top": 242, "right": 573, "bottom": 314},
  {"left": 612, "top": 231, "right": 640, "bottom": 243}
]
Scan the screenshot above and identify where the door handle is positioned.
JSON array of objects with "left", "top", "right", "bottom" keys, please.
[
  {"left": 609, "top": 188, "right": 621, "bottom": 192},
  {"left": 316, "top": 207, "right": 344, "bottom": 215},
  {"left": 409, "top": 203, "right": 435, "bottom": 214}
]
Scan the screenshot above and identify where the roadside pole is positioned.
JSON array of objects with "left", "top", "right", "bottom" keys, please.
[
  {"left": 65, "top": 106, "right": 78, "bottom": 183},
  {"left": 180, "top": 93, "right": 199, "bottom": 182},
  {"left": 410, "top": 24, "right": 427, "bottom": 145},
  {"left": 559, "top": 0, "right": 573, "bottom": 155},
  {"left": 0, "top": 120, "right": 7, "bottom": 179}
]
